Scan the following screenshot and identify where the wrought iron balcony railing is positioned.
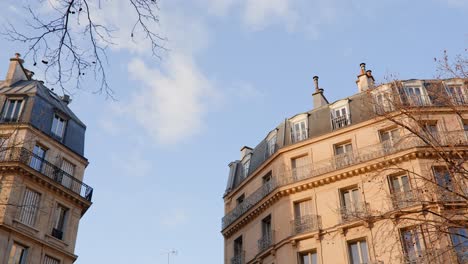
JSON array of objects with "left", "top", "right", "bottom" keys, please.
[
  {"left": 222, "top": 131, "right": 467, "bottom": 230},
  {"left": 340, "top": 202, "right": 370, "bottom": 223},
  {"left": 0, "top": 147, "right": 93, "bottom": 201},
  {"left": 291, "top": 214, "right": 321, "bottom": 235},
  {"left": 390, "top": 190, "right": 422, "bottom": 209},
  {"left": 231, "top": 251, "right": 245, "bottom": 264},
  {"left": 257, "top": 231, "right": 274, "bottom": 253},
  {"left": 406, "top": 94, "right": 432, "bottom": 107},
  {"left": 331, "top": 114, "right": 351, "bottom": 130}
]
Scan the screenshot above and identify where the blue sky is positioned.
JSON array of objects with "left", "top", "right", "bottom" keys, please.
[{"left": 0, "top": 0, "right": 467, "bottom": 263}]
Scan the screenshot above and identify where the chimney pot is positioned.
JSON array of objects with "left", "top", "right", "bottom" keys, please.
[
  {"left": 313, "top": 76, "right": 319, "bottom": 92},
  {"left": 360, "top": 63, "right": 366, "bottom": 74},
  {"left": 15, "top": 53, "right": 21, "bottom": 59}
]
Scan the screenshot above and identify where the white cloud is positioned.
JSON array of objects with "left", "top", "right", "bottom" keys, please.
[
  {"left": 159, "top": 208, "right": 189, "bottom": 228},
  {"left": 243, "top": 0, "right": 297, "bottom": 31},
  {"left": 124, "top": 55, "right": 215, "bottom": 144}
]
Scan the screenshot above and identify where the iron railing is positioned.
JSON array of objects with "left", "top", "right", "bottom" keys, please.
[
  {"left": 0, "top": 147, "right": 93, "bottom": 201},
  {"left": 340, "top": 202, "right": 370, "bottom": 223},
  {"left": 222, "top": 180, "right": 276, "bottom": 229},
  {"left": 222, "top": 131, "right": 467, "bottom": 230},
  {"left": 257, "top": 231, "right": 274, "bottom": 253},
  {"left": 291, "top": 214, "right": 321, "bottom": 235},
  {"left": 231, "top": 251, "right": 245, "bottom": 264},
  {"left": 390, "top": 190, "right": 423, "bottom": 209},
  {"left": 406, "top": 94, "right": 432, "bottom": 107},
  {"left": 331, "top": 114, "right": 351, "bottom": 130}
]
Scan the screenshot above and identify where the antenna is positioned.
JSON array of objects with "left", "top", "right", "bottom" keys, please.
[{"left": 162, "top": 249, "right": 177, "bottom": 264}]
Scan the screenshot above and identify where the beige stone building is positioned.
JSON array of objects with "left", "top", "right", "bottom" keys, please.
[
  {"left": 0, "top": 54, "right": 93, "bottom": 264},
  {"left": 222, "top": 64, "right": 468, "bottom": 264}
]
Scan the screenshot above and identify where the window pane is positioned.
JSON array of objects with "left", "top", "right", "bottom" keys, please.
[
  {"left": 349, "top": 243, "right": 360, "bottom": 264},
  {"left": 391, "top": 177, "right": 401, "bottom": 192},
  {"left": 360, "top": 241, "right": 369, "bottom": 262},
  {"left": 301, "top": 254, "right": 309, "bottom": 264},
  {"left": 311, "top": 252, "right": 318, "bottom": 264},
  {"left": 19, "top": 188, "right": 41, "bottom": 226}
]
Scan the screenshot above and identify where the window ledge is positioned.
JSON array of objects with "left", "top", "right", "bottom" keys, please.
[
  {"left": 45, "top": 233, "right": 69, "bottom": 248},
  {"left": 12, "top": 219, "right": 40, "bottom": 235}
]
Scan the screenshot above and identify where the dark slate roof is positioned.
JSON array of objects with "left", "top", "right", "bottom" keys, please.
[
  {"left": 224, "top": 78, "right": 468, "bottom": 196},
  {"left": 0, "top": 80, "right": 85, "bottom": 127}
]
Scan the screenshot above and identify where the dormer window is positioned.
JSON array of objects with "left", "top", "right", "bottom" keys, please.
[
  {"left": 372, "top": 85, "right": 395, "bottom": 114},
  {"left": 330, "top": 100, "right": 351, "bottom": 130},
  {"left": 242, "top": 159, "right": 250, "bottom": 178},
  {"left": 1, "top": 98, "right": 24, "bottom": 122},
  {"left": 404, "top": 86, "right": 430, "bottom": 106},
  {"left": 266, "top": 130, "right": 277, "bottom": 156},
  {"left": 290, "top": 114, "right": 308, "bottom": 143},
  {"left": 51, "top": 114, "right": 67, "bottom": 140},
  {"left": 446, "top": 84, "right": 467, "bottom": 105}
]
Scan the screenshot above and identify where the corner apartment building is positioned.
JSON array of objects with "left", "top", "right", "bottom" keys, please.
[
  {"left": 221, "top": 63, "right": 468, "bottom": 264},
  {"left": 0, "top": 54, "right": 93, "bottom": 264}
]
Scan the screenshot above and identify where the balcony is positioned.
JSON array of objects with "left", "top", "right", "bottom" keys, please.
[
  {"left": 340, "top": 202, "right": 370, "bottom": 223},
  {"left": 406, "top": 94, "right": 432, "bottom": 107},
  {"left": 390, "top": 190, "right": 422, "bottom": 209},
  {"left": 331, "top": 114, "right": 351, "bottom": 130},
  {"left": 222, "top": 131, "right": 467, "bottom": 230},
  {"left": 291, "top": 214, "right": 321, "bottom": 235},
  {"left": 231, "top": 251, "right": 245, "bottom": 264},
  {"left": 433, "top": 186, "right": 467, "bottom": 203},
  {"left": 257, "top": 231, "right": 274, "bottom": 253},
  {"left": 0, "top": 147, "right": 93, "bottom": 201},
  {"left": 450, "top": 93, "right": 468, "bottom": 106}
]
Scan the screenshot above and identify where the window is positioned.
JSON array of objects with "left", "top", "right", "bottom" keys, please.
[
  {"left": 262, "top": 172, "right": 272, "bottom": 184},
  {"left": 389, "top": 175, "right": 413, "bottom": 208},
  {"left": 267, "top": 135, "right": 277, "bottom": 156},
  {"left": 401, "top": 226, "right": 425, "bottom": 262},
  {"left": 8, "top": 242, "right": 28, "bottom": 264},
  {"left": 51, "top": 204, "right": 69, "bottom": 240},
  {"left": 446, "top": 85, "right": 467, "bottom": 105},
  {"left": 18, "top": 188, "right": 41, "bottom": 227},
  {"left": 291, "top": 155, "right": 310, "bottom": 180},
  {"left": 331, "top": 106, "right": 350, "bottom": 129},
  {"left": 292, "top": 119, "right": 308, "bottom": 143},
  {"left": 404, "top": 86, "right": 430, "bottom": 106},
  {"left": 380, "top": 128, "right": 400, "bottom": 151},
  {"left": 242, "top": 159, "right": 250, "bottom": 178},
  {"left": 334, "top": 142, "right": 354, "bottom": 168},
  {"left": 293, "top": 200, "right": 314, "bottom": 234},
  {"left": 348, "top": 239, "right": 369, "bottom": 264},
  {"left": 449, "top": 227, "right": 468, "bottom": 263},
  {"left": 30, "top": 145, "right": 46, "bottom": 172},
  {"left": 433, "top": 166, "right": 453, "bottom": 191},
  {"left": 341, "top": 187, "right": 362, "bottom": 221},
  {"left": 233, "top": 236, "right": 243, "bottom": 261},
  {"left": 299, "top": 251, "right": 318, "bottom": 264},
  {"left": 43, "top": 255, "right": 60, "bottom": 264},
  {"left": 51, "top": 114, "right": 66, "bottom": 140},
  {"left": 2, "top": 98, "right": 24, "bottom": 122},
  {"left": 258, "top": 215, "right": 272, "bottom": 251},
  {"left": 60, "top": 159, "right": 75, "bottom": 190},
  {"left": 0, "top": 137, "right": 9, "bottom": 160},
  {"left": 373, "top": 90, "right": 394, "bottom": 113},
  {"left": 236, "top": 194, "right": 245, "bottom": 205}
]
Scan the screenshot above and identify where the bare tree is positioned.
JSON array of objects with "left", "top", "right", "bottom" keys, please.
[
  {"left": 2, "top": 0, "right": 165, "bottom": 98},
  {"left": 435, "top": 49, "right": 468, "bottom": 79},
  {"left": 361, "top": 74, "right": 468, "bottom": 263}
]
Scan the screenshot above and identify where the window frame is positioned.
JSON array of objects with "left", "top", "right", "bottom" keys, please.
[
  {"left": 18, "top": 187, "right": 41, "bottom": 227},
  {"left": 51, "top": 203, "right": 69, "bottom": 240},
  {"left": 330, "top": 99, "right": 351, "bottom": 130},
  {"left": 347, "top": 238, "right": 369, "bottom": 264},
  {"left": 51, "top": 113, "right": 67, "bottom": 141},
  {"left": 299, "top": 250, "right": 318, "bottom": 264},
  {"left": 8, "top": 242, "right": 28, "bottom": 264},
  {"left": 43, "top": 255, "right": 61, "bottom": 264},
  {"left": 403, "top": 84, "right": 431, "bottom": 106},
  {"left": 1, "top": 97, "right": 25, "bottom": 122},
  {"left": 291, "top": 118, "right": 308, "bottom": 143},
  {"left": 400, "top": 225, "right": 426, "bottom": 262}
]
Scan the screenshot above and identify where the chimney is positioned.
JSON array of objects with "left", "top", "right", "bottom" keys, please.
[
  {"left": 356, "top": 63, "right": 375, "bottom": 92},
  {"left": 61, "top": 94, "right": 72, "bottom": 105},
  {"left": 5, "top": 53, "right": 30, "bottom": 86},
  {"left": 312, "top": 76, "right": 329, "bottom": 109},
  {"left": 240, "top": 146, "right": 253, "bottom": 160}
]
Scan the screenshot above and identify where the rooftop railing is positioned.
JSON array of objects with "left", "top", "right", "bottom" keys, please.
[
  {"left": 222, "top": 131, "right": 467, "bottom": 230},
  {"left": 0, "top": 147, "right": 93, "bottom": 201}
]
